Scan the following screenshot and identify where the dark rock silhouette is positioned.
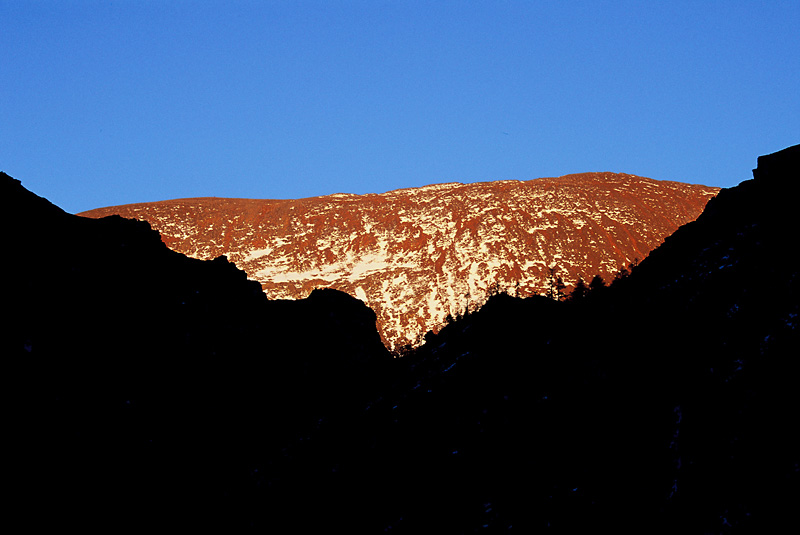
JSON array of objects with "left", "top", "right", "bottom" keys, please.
[
  {"left": 3, "top": 144, "right": 798, "bottom": 532},
  {"left": 3, "top": 173, "right": 391, "bottom": 529},
  {"left": 258, "top": 145, "right": 798, "bottom": 533}
]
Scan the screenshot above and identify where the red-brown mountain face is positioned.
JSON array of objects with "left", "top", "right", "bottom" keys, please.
[{"left": 80, "top": 173, "right": 718, "bottom": 351}]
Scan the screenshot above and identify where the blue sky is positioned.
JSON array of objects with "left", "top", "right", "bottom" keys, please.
[{"left": 2, "top": 0, "right": 798, "bottom": 214}]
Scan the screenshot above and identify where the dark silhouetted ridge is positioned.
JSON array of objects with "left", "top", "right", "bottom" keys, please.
[{"left": 3, "top": 171, "right": 391, "bottom": 529}]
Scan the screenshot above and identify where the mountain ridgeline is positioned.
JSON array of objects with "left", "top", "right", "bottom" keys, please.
[
  {"left": 5, "top": 144, "right": 798, "bottom": 532},
  {"left": 79, "top": 173, "right": 718, "bottom": 351}
]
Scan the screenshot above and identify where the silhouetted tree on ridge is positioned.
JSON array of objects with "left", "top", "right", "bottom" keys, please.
[
  {"left": 546, "top": 265, "right": 567, "bottom": 301},
  {"left": 569, "top": 274, "right": 590, "bottom": 300},
  {"left": 588, "top": 274, "right": 606, "bottom": 292}
]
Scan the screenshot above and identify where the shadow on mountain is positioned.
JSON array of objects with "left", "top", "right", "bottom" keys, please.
[{"left": 3, "top": 143, "right": 798, "bottom": 532}]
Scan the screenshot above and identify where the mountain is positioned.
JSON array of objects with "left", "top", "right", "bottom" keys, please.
[
  {"left": 4, "top": 144, "right": 796, "bottom": 532},
  {"left": 80, "top": 173, "right": 718, "bottom": 351}
]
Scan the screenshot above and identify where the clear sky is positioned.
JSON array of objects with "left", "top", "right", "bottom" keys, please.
[{"left": 2, "top": 0, "right": 798, "bottom": 214}]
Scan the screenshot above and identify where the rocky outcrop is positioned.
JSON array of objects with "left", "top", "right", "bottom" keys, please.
[{"left": 80, "top": 173, "right": 718, "bottom": 350}]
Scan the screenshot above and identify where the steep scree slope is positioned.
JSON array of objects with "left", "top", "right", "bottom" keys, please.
[{"left": 81, "top": 173, "right": 718, "bottom": 350}]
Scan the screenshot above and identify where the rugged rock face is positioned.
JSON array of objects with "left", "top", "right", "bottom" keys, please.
[{"left": 80, "top": 173, "right": 718, "bottom": 350}]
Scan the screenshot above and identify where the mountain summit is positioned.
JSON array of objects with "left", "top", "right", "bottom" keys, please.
[{"left": 81, "top": 173, "right": 718, "bottom": 350}]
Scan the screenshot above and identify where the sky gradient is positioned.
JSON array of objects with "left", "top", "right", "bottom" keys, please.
[{"left": 2, "top": 0, "right": 798, "bottom": 214}]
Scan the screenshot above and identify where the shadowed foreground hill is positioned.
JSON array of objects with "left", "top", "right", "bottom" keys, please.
[
  {"left": 4, "top": 144, "right": 798, "bottom": 532},
  {"left": 3, "top": 173, "right": 391, "bottom": 528},
  {"left": 254, "top": 146, "right": 798, "bottom": 533}
]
